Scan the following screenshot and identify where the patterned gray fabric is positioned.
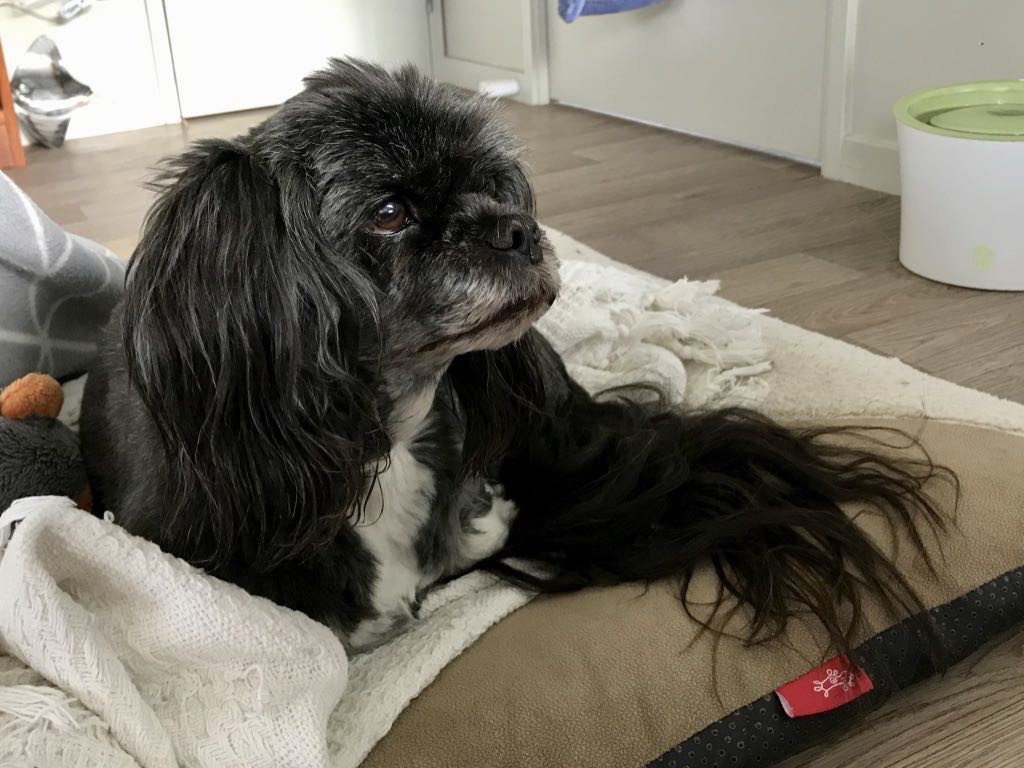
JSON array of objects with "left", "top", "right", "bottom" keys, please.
[{"left": 0, "top": 171, "right": 125, "bottom": 383}]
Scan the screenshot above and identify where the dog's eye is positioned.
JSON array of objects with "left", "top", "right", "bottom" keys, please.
[{"left": 369, "top": 200, "right": 409, "bottom": 234}]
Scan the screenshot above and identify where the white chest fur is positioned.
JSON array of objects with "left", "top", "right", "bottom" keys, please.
[
  {"left": 344, "top": 378, "right": 517, "bottom": 651},
  {"left": 347, "top": 440, "right": 435, "bottom": 650}
]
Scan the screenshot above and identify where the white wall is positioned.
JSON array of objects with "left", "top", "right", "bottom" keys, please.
[
  {"left": 823, "top": 0, "right": 1024, "bottom": 193},
  {"left": 0, "top": 0, "right": 179, "bottom": 140},
  {"left": 546, "top": 0, "right": 829, "bottom": 163}
]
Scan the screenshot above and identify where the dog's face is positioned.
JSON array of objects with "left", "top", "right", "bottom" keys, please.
[{"left": 259, "top": 61, "right": 560, "bottom": 371}]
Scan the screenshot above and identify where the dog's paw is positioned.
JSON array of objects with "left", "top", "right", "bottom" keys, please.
[
  {"left": 345, "top": 598, "right": 417, "bottom": 653},
  {"left": 459, "top": 484, "right": 517, "bottom": 564}
]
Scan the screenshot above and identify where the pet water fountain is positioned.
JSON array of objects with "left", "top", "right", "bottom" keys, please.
[{"left": 895, "top": 80, "right": 1024, "bottom": 291}]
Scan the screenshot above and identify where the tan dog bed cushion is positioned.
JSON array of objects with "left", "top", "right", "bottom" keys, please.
[{"left": 363, "top": 418, "right": 1024, "bottom": 768}]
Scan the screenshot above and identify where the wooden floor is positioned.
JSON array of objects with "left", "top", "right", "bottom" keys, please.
[
  {"left": 7, "top": 101, "right": 1024, "bottom": 768},
  {"left": 7, "top": 101, "right": 1022, "bottom": 404}
]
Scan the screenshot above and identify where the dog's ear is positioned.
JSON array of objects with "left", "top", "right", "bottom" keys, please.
[{"left": 123, "top": 139, "right": 386, "bottom": 570}]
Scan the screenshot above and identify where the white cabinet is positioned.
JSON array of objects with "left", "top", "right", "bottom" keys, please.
[
  {"left": 0, "top": 0, "right": 179, "bottom": 140},
  {"left": 164, "top": 0, "right": 432, "bottom": 118}
]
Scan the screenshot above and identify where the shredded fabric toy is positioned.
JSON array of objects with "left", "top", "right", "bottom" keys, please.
[{"left": 537, "top": 257, "right": 771, "bottom": 407}]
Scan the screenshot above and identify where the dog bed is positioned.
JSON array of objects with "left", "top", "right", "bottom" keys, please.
[
  {"left": 358, "top": 233, "right": 1024, "bottom": 768},
  {"left": 1, "top": 222, "right": 1023, "bottom": 768},
  {"left": 360, "top": 230, "right": 1024, "bottom": 768},
  {"left": 357, "top": 233, "right": 1024, "bottom": 768},
  {"left": 362, "top": 418, "right": 1024, "bottom": 768}
]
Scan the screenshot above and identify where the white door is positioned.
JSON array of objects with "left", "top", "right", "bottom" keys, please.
[
  {"left": 164, "top": 0, "right": 432, "bottom": 118},
  {"left": 428, "top": 0, "right": 549, "bottom": 105},
  {"left": 547, "top": 0, "right": 828, "bottom": 163}
]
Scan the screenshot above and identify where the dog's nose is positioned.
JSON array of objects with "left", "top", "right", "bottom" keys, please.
[{"left": 487, "top": 217, "right": 543, "bottom": 265}]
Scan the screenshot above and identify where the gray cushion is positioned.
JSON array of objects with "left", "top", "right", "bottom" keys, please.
[{"left": 0, "top": 172, "right": 125, "bottom": 383}]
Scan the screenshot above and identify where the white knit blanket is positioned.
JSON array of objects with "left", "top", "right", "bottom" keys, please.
[{"left": 0, "top": 250, "right": 772, "bottom": 768}]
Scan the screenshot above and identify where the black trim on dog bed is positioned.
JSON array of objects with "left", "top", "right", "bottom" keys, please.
[{"left": 645, "top": 565, "right": 1024, "bottom": 768}]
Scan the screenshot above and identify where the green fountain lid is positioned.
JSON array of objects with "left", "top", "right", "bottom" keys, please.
[{"left": 894, "top": 80, "right": 1024, "bottom": 141}]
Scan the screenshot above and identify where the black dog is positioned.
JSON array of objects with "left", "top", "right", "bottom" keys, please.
[{"left": 82, "top": 60, "right": 948, "bottom": 652}]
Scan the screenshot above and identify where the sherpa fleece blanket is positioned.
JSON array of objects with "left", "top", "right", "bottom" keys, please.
[
  {"left": 0, "top": 172, "right": 125, "bottom": 383},
  {"left": 0, "top": 232, "right": 772, "bottom": 768}
]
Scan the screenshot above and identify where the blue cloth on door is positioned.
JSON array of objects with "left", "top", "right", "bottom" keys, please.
[{"left": 558, "top": 0, "right": 664, "bottom": 23}]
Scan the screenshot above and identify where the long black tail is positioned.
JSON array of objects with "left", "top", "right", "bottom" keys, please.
[{"left": 451, "top": 332, "right": 956, "bottom": 657}]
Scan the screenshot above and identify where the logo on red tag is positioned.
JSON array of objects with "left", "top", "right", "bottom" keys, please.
[{"left": 776, "top": 655, "right": 874, "bottom": 717}]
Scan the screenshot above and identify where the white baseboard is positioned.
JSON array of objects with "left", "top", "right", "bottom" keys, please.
[
  {"left": 552, "top": 99, "right": 822, "bottom": 168},
  {"left": 822, "top": 134, "right": 901, "bottom": 195}
]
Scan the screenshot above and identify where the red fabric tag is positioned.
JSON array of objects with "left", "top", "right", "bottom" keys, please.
[{"left": 775, "top": 655, "right": 874, "bottom": 717}]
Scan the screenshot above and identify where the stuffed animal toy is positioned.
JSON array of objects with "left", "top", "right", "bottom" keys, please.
[
  {"left": 0, "top": 373, "right": 91, "bottom": 512},
  {"left": 0, "top": 170, "right": 122, "bottom": 515}
]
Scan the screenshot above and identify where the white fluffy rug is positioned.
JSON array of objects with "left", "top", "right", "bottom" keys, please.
[
  {"left": 2, "top": 229, "right": 1023, "bottom": 768},
  {"left": 536, "top": 259, "right": 770, "bottom": 407},
  {"left": 545, "top": 228, "right": 1024, "bottom": 435}
]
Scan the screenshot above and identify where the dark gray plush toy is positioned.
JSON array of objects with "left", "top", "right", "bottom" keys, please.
[{"left": 0, "top": 373, "right": 90, "bottom": 512}]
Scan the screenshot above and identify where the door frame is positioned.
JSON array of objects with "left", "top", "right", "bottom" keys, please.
[
  {"left": 142, "top": 0, "right": 183, "bottom": 124},
  {"left": 821, "top": 0, "right": 901, "bottom": 194},
  {"left": 427, "top": 0, "right": 549, "bottom": 105}
]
